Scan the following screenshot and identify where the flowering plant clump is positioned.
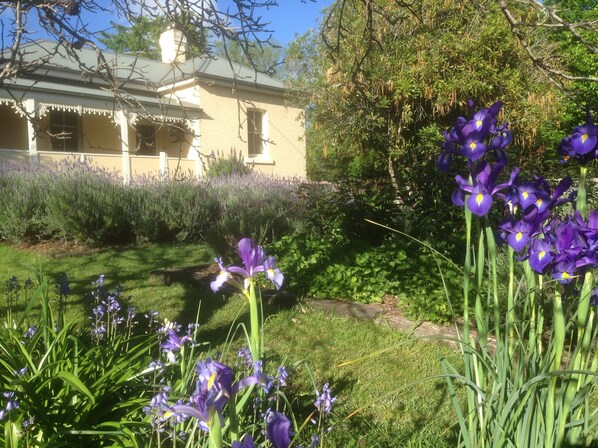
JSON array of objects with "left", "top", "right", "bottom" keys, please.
[
  {"left": 139, "top": 237, "right": 334, "bottom": 448},
  {"left": 211, "top": 237, "right": 284, "bottom": 362},
  {"left": 149, "top": 350, "right": 333, "bottom": 448},
  {"left": 0, "top": 273, "right": 161, "bottom": 447},
  {"left": 89, "top": 274, "right": 137, "bottom": 343},
  {"left": 437, "top": 101, "right": 597, "bottom": 447}
]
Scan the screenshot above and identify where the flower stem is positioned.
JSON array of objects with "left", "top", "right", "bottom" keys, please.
[
  {"left": 547, "top": 289, "right": 565, "bottom": 447},
  {"left": 576, "top": 165, "right": 587, "bottom": 219},
  {"left": 248, "top": 282, "right": 261, "bottom": 363}
]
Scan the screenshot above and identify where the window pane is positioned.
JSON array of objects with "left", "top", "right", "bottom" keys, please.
[
  {"left": 247, "top": 110, "right": 263, "bottom": 156},
  {"left": 136, "top": 125, "right": 156, "bottom": 155},
  {"left": 50, "top": 110, "right": 79, "bottom": 152}
]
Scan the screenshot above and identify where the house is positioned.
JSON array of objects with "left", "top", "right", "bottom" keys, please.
[{"left": 0, "top": 30, "right": 306, "bottom": 181}]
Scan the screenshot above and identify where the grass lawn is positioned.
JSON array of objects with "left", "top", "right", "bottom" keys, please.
[{"left": 0, "top": 242, "right": 462, "bottom": 447}]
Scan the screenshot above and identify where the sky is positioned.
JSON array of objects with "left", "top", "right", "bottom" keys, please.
[
  {"left": 1, "top": 1, "right": 334, "bottom": 49},
  {"left": 232, "top": 1, "right": 335, "bottom": 46}
]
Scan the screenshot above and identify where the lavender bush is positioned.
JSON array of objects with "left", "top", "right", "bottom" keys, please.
[
  {"left": 0, "top": 162, "right": 312, "bottom": 249},
  {"left": 45, "top": 161, "right": 133, "bottom": 245},
  {"left": 0, "top": 162, "right": 51, "bottom": 242},
  {"left": 207, "top": 149, "right": 253, "bottom": 177},
  {"left": 204, "top": 174, "right": 306, "bottom": 260}
]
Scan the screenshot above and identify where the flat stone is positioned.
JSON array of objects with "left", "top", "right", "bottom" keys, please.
[{"left": 304, "top": 298, "right": 383, "bottom": 320}]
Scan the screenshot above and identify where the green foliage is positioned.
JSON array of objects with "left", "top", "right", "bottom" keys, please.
[
  {"left": 287, "top": 0, "right": 569, "bottom": 248},
  {"left": 0, "top": 165, "right": 50, "bottom": 242},
  {"left": 100, "top": 15, "right": 206, "bottom": 60},
  {"left": 206, "top": 149, "right": 253, "bottom": 178},
  {"left": 273, "top": 234, "right": 462, "bottom": 322},
  {"left": 213, "top": 38, "right": 284, "bottom": 78},
  {"left": 45, "top": 164, "right": 132, "bottom": 246},
  {"left": 542, "top": 0, "right": 598, "bottom": 116},
  {"left": 0, "top": 274, "right": 156, "bottom": 447}
]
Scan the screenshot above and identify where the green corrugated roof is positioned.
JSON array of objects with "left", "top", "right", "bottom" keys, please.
[{"left": 12, "top": 40, "right": 284, "bottom": 91}]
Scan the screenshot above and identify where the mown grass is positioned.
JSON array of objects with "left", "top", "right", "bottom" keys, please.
[{"left": 0, "top": 242, "right": 462, "bottom": 446}]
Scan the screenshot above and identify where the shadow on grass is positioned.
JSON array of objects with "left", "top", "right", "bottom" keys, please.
[{"left": 189, "top": 286, "right": 301, "bottom": 352}]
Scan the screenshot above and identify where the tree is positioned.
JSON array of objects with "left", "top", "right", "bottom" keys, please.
[
  {"left": 213, "top": 37, "right": 285, "bottom": 77},
  {"left": 499, "top": 0, "right": 598, "bottom": 115},
  {"left": 286, "top": 0, "right": 567, "bottom": 240},
  {"left": 100, "top": 15, "right": 207, "bottom": 60}
]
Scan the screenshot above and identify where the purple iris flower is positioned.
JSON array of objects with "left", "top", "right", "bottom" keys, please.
[
  {"left": 161, "top": 328, "right": 193, "bottom": 354},
  {"left": 505, "top": 220, "right": 534, "bottom": 252},
  {"left": 437, "top": 100, "right": 507, "bottom": 171},
  {"left": 266, "top": 410, "right": 293, "bottom": 448},
  {"left": 232, "top": 435, "right": 258, "bottom": 448},
  {"left": 488, "top": 126, "right": 512, "bottom": 165},
  {"left": 276, "top": 366, "right": 288, "bottom": 388},
  {"left": 460, "top": 133, "right": 487, "bottom": 162},
  {"left": 453, "top": 162, "right": 512, "bottom": 216},
  {"left": 533, "top": 176, "right": 573, "bottom": 214},
  {"left": 171, "top": 358, "right": 261, "bottom": 430},
  {"left": 515, "top": 182, "right": 538, "bottom": 210},
  {"left": 572, "top": 211, "right": 598, "bottom": 268},
  {"left": 570, "top": 121, "right": 598, "bottom": 156},
  {"left": 559, "top": 111, "right": 598, "bottom": 163},
  {"left": 211, "top": 238, "right": 284, "bottom": 293},
  {"left": 552, "top": 261, "right": 577, "bottom": 284},
  {"left": 528, "top": 239, "right": 554, "bottom": 274},
  {"left": 553, "top": 221, "right": 584, "bottom": 265}
]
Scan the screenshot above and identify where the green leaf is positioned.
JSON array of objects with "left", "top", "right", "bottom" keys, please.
[{"left": 55, "top": 371, "right": 96, "bottom": 404}]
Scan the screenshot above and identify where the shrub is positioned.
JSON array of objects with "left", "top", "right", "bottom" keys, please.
[
  {"left": 297, "top": 179, "right": 400, "bottom": 244},
  {"left": 273, "top": 233, "right": 462, "bottom": 322},
  {"left": 161, "top": 179, "right": 220, "bottom": 243},
  {"left": 45, "top": 161, "right": 133, "bottom": 246},
  {"left": 128, "top": 180, "right": 172, "bottom": 244},
  {"left": 206, "top": 149, "right": 253, "bottom": 177},
  {"left": 204, "top": 173, "right": 305, "bottom": 260},
  {"left": 0, "top": 163, "right": 50, "bottom": 242}
]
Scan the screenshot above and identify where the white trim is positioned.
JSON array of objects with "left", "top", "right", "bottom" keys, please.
[
  {"left": 24, "top": 99, "right": 38, "bottom": 158},
  {"left": 244, "top": 156, "right": 274, "bottom": 165},
  {"left": 117, "top": 110, "right": 131, "bottom": 184}
]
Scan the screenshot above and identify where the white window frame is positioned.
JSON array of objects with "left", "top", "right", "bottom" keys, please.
[{"left": 245, "top": 108, "right": 273, "bottom": 164}]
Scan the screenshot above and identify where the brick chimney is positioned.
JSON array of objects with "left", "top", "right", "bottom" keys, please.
[{"left": 159, "top": 27, "right": 187, "bottom": 64}]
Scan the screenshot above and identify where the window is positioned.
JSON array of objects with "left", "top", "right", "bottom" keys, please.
[
  {"left": 135, "top": 125, "right": 156, "bottom": 155},
  {"left": 247, "top": 109, "right": 265, "bottom": 157},
  {"left": 50, "top": 110, "right": 80, "bottom": 152}
]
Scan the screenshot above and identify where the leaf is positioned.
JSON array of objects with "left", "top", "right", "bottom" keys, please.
[{"left": 55, "top": 371, "right": 96, "bottom": 404}]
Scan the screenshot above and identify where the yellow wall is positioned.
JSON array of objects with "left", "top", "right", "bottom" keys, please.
[
  {"left": 163, "top": 80, "right": 308, "bottom": 177},
  {"left": 126, "top": 121, "right": 193, "bottom": 158},
  {"left": 82, "top": 115, "right": 121, "bottom": 153},
  {"left": 196, "top": 82, "right": 306, "bottom": 178},
  {"left": 0, "top": 105, "right": 28, "bottom": 150}
]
